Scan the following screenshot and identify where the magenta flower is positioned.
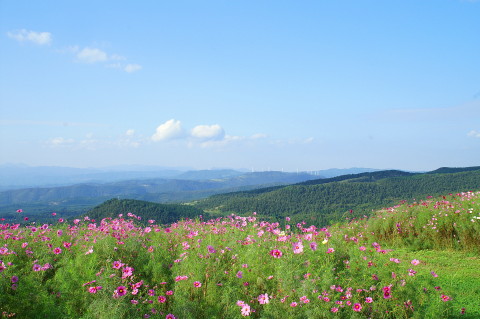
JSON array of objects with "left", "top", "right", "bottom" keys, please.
[
  {"left": 193, "top": 281, "right": 202, "bottom": 288},
  {"left": 365, "top": 297, "right": 373, "bottom": 303},
  {"left": 326, "top": 247, "right": 335, "bottom": 253},
  {"left": 112, "top": 260, "right": 124, "bottom": 269},
  {"left": 269, "top": 249, "right": 283, "bottom": 258},
  {"left": 331, "top": 307, "right": 339, "bottom": 313},
  {"left": 290, "top": 302, "right": 298, "bottom": 307},
  {"left": 236, "top": 271, "right": 243, "bottom": 278},
  {"left": 32, "top": 264, "right": 41, "bottom": 272},
  {"left": 53, "top": 247, "right": 62, "bottom": 254},
  {"left": 353, "top": 303, "right": 362, "bottom": 312},
  {"left": 158, "top": 295, "right": 166, "bottom": 303},
  {"left": 11, "top": 276, "right": 18, "bottom": 283},
  {"left": 431, "top": 271, "right": 438, "bottom": 277},
  {"left": 207, "top": 245, "right": 216, "bottom": 253},
  {"left": 310, "top": 242, "right": 318, "bottom": 251},
  {"left": 115, "top": 286, "right": 127, "bottom": 297},
  {"left": 165, "top": 314, "right": 176, "bottom": 319},
  {"left": 441, "top": 294, "right": 451, "bottom": 302}
]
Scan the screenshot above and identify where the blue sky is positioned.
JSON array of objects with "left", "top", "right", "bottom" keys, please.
[{"left": 1, "top": 0, "right": 479, "bottom": 172}]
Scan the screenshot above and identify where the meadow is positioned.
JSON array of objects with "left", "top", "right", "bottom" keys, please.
[{"left": 1, "top": 191, "right": 479, "bottom": 318}]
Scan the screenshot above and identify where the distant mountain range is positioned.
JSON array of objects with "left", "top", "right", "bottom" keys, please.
[
  {"left": 1, "top": 166, "right": 479, "bottom": 226},
  {"left": 194, "top": 167, "right": 480, "bottom": 225},
  {"left": 0, "top": 169, "right": 324, "bottom": 218},
  {"left": 0, "top": 164, "right": 384, "bottom": 189}
]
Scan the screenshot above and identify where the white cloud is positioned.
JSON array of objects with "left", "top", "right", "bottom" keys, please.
[
  {"left": 191, "top": 124, "right": 225, "bottom": 140},
  {"left": 151, "top": 119, "right": 185, "bottom": 142},
  {"left": 106, "top": 63, "right": 122, "bottom": 69},
  {"left": 126, "top": 129, "right": 135, "bottom": 136},
  {"left": 76, "top": 47, "right": 108, "bottom": 63},
  {"left": 110, "top": 54, "right": 126, "bottom": 61},
  {"left": 251, "top": 133, "right": 268, "bottom": 139},
  {"left": 48, "top": 137, "right": 75, "bottom": 147},
  {"left": 467, "top": 130, "right": 480, "bottom": 138},
  {"left": 124, "top": 64, "right": 142, "bottom": 73},
  {"left": 7, "top": 29, "right": 52, "bottom": 45}
]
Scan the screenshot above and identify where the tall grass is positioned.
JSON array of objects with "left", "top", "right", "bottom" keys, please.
[{"left": 2, "top": 191, "right": 479, "bottom": 318}]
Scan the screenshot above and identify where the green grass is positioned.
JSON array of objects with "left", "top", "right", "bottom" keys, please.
[{"left": 392, "top": 249, "right": 480, "bottom": 318}]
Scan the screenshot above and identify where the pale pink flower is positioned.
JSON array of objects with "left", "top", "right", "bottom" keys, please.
[
  {"left": 411, "top": 259, "right": 420, "bottom": 266},
  {"left": 292, "top": 241, "right": 304, "bottom": 254},
  {"left": 241, "top": 304, "right": 251, "bottom": 316},
  {"left": 258, "top": 293, "right": 269, "bottom": 304}
]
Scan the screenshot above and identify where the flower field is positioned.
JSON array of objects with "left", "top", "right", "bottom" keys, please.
[{"left": 1, "top": 191, "right": 479, "bottom": 318}]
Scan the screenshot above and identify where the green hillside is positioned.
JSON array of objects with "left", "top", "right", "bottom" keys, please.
[
  {"left": 86, "top": 198, "right": 207, "bottom": 225},
  {"left": 195, "top": 168, "right": 480, "bottom": 226}
]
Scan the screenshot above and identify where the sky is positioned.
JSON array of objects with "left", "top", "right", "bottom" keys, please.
[{"left": 0, "top": 0, "right": 479, "bottom": 172}]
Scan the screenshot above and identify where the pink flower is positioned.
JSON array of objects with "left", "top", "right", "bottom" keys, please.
[
  {"left": 165, "top": 314, "right": 176, "bottom": 319},
  {"left": 353, "top": 303, "right": 362, "bottom": 312},
  {"left": 258, "top": 293, "right": 270, "bottom": 304},
  {"left": 441, "top": 294, "right": 451, "bottom": 302},
  {"left": 115, "top": 286, "right": 127, "bottom": 297},
  {"left": 236, "top": 271, "right": 243, "bottom": 278},
  {"left": 359, "top": 246, "right": 366, "bottom": 251},
  {"left": 331, "top": 307, "right": 339, "bottom": 313},
  {"left": 310, "top": 242, "right": 318, "bottom": 251},
  {"left": 193, "top": 281, "right": 202, "bottom": 288},
  {"left": 33, "top": 264, "right": 41, "bottom": 272},
  {"left": 207, "top": 245, "right": 216, "bottom": 253},
  {"left": 112, "top": 261, "right": 124, "bottom": 269},
  {"left": 326, "top": 248, "right": 335, "bottom": 254},
  {"left": 411, "top": 259, "right": 420, "bottom": 266},
  {"left": 290, "top": 302, "right": 298, "bottom": 307},
  {"left": 158, "top": 295, "right": 166, "bottom": 303},
  {"left": 292, "top": 241, "right": 304, "bottom": 254},
  {"left": 166, "top": 290, "right": 174, "bottom": 295},
  {"left": 16, "top": 209, "right": 23, "bottom": 213},
  {"left": 270, "top": 249, "right": 283, "bottom": 258},
  {"left": 11, "top": 276, "right": 18, "bottom": 283},
  {"left": 241, "top": 304, "right": 251, "bottom": 316},
  {"left": 365, "top": 297, "right": 373, "bottom": 303},
  {"left": 431, "top": 271, "right": 438, "bottom": 277},
  {"left": 122, "top": 266, "right": 134, "bottom": 278},
  {"left": 53, "top": 247, "right": 62, "bottom": 254},
  {"left": 89, "top": 286, "right": 100, "bottom": 293}
]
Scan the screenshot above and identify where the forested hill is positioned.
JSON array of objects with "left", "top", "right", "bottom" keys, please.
[
  {"left": 194, "top": 167, "right": 480, "bottom": 226},
  {"left": 86, "top": 199, "right": 207, "bottom": 225}
]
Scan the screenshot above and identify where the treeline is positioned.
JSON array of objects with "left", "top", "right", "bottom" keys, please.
[
  {"left": 86, "top": 198, "right": 208, "bottom": 225},
  {"left": 195, "top": 169, "right": 480, "bottom": 226}
]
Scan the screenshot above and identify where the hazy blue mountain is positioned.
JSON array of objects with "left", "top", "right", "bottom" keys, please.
[
  {"left": 0, "top": 171, "right": 318, "bottom": 216},
  {"left": 0, "top": 164, "right": 185, "bottom": 189}
]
